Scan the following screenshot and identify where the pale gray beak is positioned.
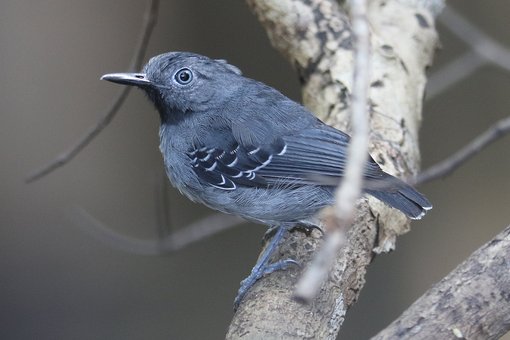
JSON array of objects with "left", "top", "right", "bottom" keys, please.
[{"left": 100, "top": 73, "right": 151, "bottom": 86}]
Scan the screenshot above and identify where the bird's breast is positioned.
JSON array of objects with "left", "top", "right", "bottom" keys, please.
[{"left": 158, "top": 123, "right": 204, "bottom": 200}]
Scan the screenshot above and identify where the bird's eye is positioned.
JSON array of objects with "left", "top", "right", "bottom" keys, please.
[{"left": 174, "top": 68, "right": 193, "bottom": 85}]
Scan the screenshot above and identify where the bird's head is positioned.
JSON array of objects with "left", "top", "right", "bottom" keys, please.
[{"left": 101, "top": 52, "right": 243, "bottom": 123}]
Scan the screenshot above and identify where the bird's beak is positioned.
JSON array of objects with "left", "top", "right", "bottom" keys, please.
[{"left": 100, "top": 73, "right": 151, "bottom": 87}]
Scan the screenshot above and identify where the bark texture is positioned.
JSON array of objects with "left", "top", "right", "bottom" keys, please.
[
  {"left": 372, "top": 225, "right": 510, "bottom": 340},
  {"left": 226, "top": 0, "right": 438, "bottom": 338}
]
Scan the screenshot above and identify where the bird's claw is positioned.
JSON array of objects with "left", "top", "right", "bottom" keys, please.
[
  {"left": 233, "top": 258, "right": 300, "bottom": 311},
  {"left": 290, "top": 223, "right": 324, "bottom": 236},
  {"left": 234, "top": 226, "right": 302, "bottom": 311}
]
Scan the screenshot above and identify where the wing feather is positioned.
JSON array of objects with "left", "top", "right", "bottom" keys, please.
[{"left": 188, "top": 120, "right": 386, "bottom": 190}]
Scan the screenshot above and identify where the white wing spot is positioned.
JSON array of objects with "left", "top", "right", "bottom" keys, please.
[
  {"left": 200, "top": 153, "right": 212, "bottom": 161},
  {"left": 218, "top": 174, "right": 226, "bottom": 185},
  {"left": 277, "top": 144, "right": 287, "bottom": 156},
  {"left": 211, "top": 176, "right": 236, "bottom": 191},
  {"left": 216, "top": 150, "right": 226, "bottom": 159},
  {"left": 205, "top": 161, "right": 218, "bottom": 171},
  {"left": 252, "top": 155, "right": 273, "bottom": 172},
  {"left": 227, "top": 157, "right": 238, "bottom": 167},
  {"left": 230, "top": 145, "right": 240, "bottom": 154},
  {"left": 248, "top": 147, "right": 260, "bottom": 155},
  {"left": 246, "top": 172, "right": 256, "bottom": 180}
]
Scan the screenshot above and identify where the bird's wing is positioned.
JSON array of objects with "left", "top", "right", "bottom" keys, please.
[{"left": 188, "top": 121, "right": 385, "bottom": 191}]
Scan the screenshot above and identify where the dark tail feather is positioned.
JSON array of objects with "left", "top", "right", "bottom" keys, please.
[{"left": 365, "top": 176, "right": 432, "bottom": 220}]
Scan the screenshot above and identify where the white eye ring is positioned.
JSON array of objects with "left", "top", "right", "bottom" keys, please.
[{"left": 174, "top": 68, "right": 193, "bottom": 85}]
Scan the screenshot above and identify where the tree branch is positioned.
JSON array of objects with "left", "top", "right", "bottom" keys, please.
[
  {"left": 293, "top": 114, "right": 510, "bottom": 194},
  {"left": 25, "top": 0, "right": 160, "bottom": 183},
  {"left": 71, "top": 208, "right": 245, "bottom": 256},
  {"left": 68, "top": 171, "right": 247, "bottom": 256},
  {"left": 294, "top": 0, "right": 371, "bottom": 303},
  {"left": 416, "top": 115, "right": 510, "bottom": 184},
  {"left": 440, "top": 6, "right": 510, "bottom": 71},
  {"left": 426, "top": 5, "right": 510, "bottom": 100},
  {"left": 372, "top": 225, "right": 510, "bottom": 340},
  {"left": 426, "top": 50, "right": 485, "bottom": 101},
  {"left": 227, "top": 0, "right": 439, "bottom": 338}
]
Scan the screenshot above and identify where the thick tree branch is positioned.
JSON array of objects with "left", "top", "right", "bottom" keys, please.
[
  {"left": 372, "top": 225, "right": 510, "bottom": 340},
  {"left": 294, "top": 0, "right": 371, "bottom": 303},
  {"left": 25, "top": 0, "right": 159, "bottom": 183},
  {"left": 227, "top": 0, "right": 438, "bottom": 338}
]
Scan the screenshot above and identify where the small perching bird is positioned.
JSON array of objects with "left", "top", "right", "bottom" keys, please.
[{"left": 102, "top": 52, "right": 432, "bottom": 308}]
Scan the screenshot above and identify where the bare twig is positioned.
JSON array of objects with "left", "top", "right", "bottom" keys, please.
[
  {"left": 25, "top": 86, "right": 132, "bottom": 183},
  {"left": 440, "top": 6, "right": 510, "bottom": 71},
  {"left": 372, "top": 225, "right": 510, "bottom": 340},
  {"left": 70, "top": 169, "right": 246, "bottom": 256},
  {"left": 313, "top": 114, "right": 510, "bottom": 190},
  {"left": 395, "top": 0, "right": 444, "bottom": 16},
  {"left": 333, "top": 0, "right": 371, "bottom": 226},
  {"left": 416, "top": 115, "right": 510, "bottom": 184},
  {"left": 25, "top": 0, "right": 160, "bottom": 183},
  {"left": 155, "top": 171, "right": 172, "bottom": 238},
  {"left": 426, "top": 50, "right": 485, "bottom": 100},
  {"left": 294, "top": 0, "right": 371, "bottom": 303},
  {"left": 71, "top": 208, "right": 245, "bottom": 256},
  {"left": 427, "top": 5, "right": 510, "bottom": 100},
  {"left": 294, "top": 227, "right": 346, "bottom": 302}
]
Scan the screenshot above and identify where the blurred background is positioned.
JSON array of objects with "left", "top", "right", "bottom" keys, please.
[{"left": 1, "top": 0, "right": 509, "bottom": 339}]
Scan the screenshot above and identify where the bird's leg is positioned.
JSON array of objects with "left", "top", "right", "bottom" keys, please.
[
  {"left": 261, "top": 224, "right": 279, "bottom": 243},
  {"left": 234, "top": 226, "right": 299, "bottom": 310}
]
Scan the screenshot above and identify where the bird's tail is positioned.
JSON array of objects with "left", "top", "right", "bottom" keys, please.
[{"left": 365, "top": 175, "right": 432, "bottom": 220}]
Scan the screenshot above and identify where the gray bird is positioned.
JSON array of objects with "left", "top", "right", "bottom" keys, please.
[{"left": 101, "top": 51, "right": 432, "bottom": 308}]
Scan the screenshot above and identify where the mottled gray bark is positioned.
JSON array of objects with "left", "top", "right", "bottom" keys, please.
[
  {"left": 226, "top": 0, "right": 438, "bottom": 338},
  {"left": 372, "top": 225, "right": 510, "bottom": 340}
]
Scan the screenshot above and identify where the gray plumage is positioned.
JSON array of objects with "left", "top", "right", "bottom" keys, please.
[{"left": 102, "top": 52, "right": 432, "bottom": 227}]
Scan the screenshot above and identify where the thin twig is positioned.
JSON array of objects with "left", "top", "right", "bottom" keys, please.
[
  {"left": 311, "top": 115, "right": 510, "bottom": 190},
  {"left": 416, "top": 115, "right": 510, "bottom": 184},
  {"left": 440, "top": 6, "right": 510, "bottom": 71},
  {"left": 71, "top": 169, "right": 246, "bottom": 255},
  {"left": 25, "top": 0, "right": 160, "bottom": 183},
  {"left": 294, "top": 0, "right": 371, "bottom": 302},
  {"left": 155, "top": 170, "right": 172, "bottom": 238},
  {"left": 426, "top": 50, "right": 485, "bottom": 100},
  {"left": 427, "top": 5, "right": 510, "bottom": 100},
  {"left": 71, "top": 208, "right": 245, "bottom": 256}
]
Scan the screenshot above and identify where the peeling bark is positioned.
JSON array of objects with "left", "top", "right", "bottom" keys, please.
[{"left": 226, "top": 0, "right": 438, "bottom": 338}]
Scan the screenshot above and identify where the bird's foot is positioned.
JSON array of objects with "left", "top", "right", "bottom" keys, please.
[
  {"left": 262, "top": 223, "right": 323, "bottom": 244},
  {"left": 290, "top": 223, "right": 324, "bottom": 237},
  {"left": 233, "top": 259, "right": 299, "bottom": 310},
  {"left": 234, "top": 226, "right": 300, "bottom": 311}
]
